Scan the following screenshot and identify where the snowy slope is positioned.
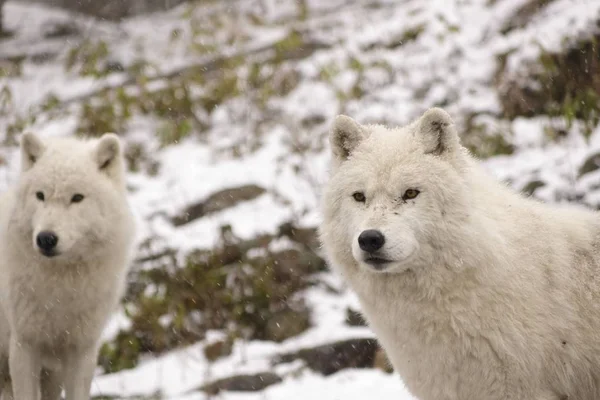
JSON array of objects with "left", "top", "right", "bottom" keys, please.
[{"left": 1, "top": 0, "right": 600, "bottom": 399}]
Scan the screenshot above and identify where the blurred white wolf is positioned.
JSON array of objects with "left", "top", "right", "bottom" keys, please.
[
  {"left": 320, "top": 107, "right": 600, "bottom": 400},
  {"left": 0, "top": 132, "right": 136, "bottom": 400}
]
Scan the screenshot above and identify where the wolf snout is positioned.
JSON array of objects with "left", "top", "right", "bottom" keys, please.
[
  {"left": 36, "top": 231, "right": 59, "bottom": 256},
  {"left": 358, "top": 229, "right": 385, "bottom": 253}
]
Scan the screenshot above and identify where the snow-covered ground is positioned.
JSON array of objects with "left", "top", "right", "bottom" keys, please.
[{"left": 1, "top": 0, "right": 600, "bottom": 398}]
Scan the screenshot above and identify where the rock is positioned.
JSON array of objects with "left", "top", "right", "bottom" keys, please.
[
  {"left": 273, "top": 338, "right": 380, "bottom": 376},
  {"left": 201, "top": 372, "right": 282, "bottom": 395},
  {"left": 42, "top": 21, "right": 80, "bottom": 38},
  {"left": 345, "top": 307, "right": 367, "bottom": 327},
  {"left": 21, "top": 0, "right": 190, "bottom": 20},
  {"left": 579, "top": 152, "right": 600, "bottom": 178},
  {"left": 172, "top": 184, "right": 266, "bottom": 226},
  {"left": 373, "top": 348, "right": 394, "bottom": 373},
  {"left": 521, "top": 180, "right": 545, "bottom": 196}
]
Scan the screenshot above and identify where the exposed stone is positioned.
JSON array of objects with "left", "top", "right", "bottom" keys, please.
[
  {"left": 20, "top": 0, "right": 190, "bottom": 20},
  {"left": 172, "top": 184, "right": 266, "bottom": 227},
  {"left": 273, "top": 338, "right": 380, "bottom": 376},
  {"left": 373, "top": 348, "right": 394, "bottom": 373},
  {"left": 521, "top": 180, "right": 545, "bottom": 196},
  {"left": 345, "top": 307, "right": 367, "bottom": 327},
  {"left": 42, "top": 20, "right": 80, "bottom": 38},
  {"left": 201, "top": 372, "right": 283, "bottom": 395},
  {"left": 579, "top": 153, "right": 600, "bottom": 178}
]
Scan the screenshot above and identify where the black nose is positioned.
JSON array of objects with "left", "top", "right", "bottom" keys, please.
[
  {"left": 36, "top": 231, "right": 59, "bottom": 252},
  {"left": 358, "top": 229, "right": 385, "bottom": 253}
]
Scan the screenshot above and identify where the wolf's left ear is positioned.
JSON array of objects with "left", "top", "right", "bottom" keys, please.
[
  {"left": 415, "top": 108, "right": 460, "bottom": 155},
  {"left": 330, "top": 115, "right": 368, "bottom": 161},
  {"left": 95, "top": 133, "right": 124, "bottom": 181},
  {"left": 21, "top": 132, "right": 46, "bottom": 172}
]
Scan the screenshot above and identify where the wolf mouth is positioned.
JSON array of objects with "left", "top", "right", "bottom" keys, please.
[
  {"left": 40, "top": 249, "right": 59, "bottom": 258},
  {"left": 364, "top": 257, "right": 392, "bottom": 268}
]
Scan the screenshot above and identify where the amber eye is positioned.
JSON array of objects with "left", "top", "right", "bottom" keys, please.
[
  {"left": 352, "top": 191, "right": 366, "bottom": 202},
  {"left": 36, "top": 191, "right": 45, "bottom": 201},
  {"left": 71, "top": 194, "right": 85, "bottom": 203},
  {"left": 402, "top": 189, "right": 420, "bottom": 200}
]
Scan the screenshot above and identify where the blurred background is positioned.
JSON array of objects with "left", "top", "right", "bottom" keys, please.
[{"left": 0, "top": 0, "right": 599, "bottom": 399}]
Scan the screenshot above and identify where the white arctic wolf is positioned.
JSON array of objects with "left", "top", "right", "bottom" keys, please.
[
  {"left": 319, "top": 107, "right": 600, "bottom": 400},
  {"left": 0, "top": 132, "right": 136, "bottom": 400}
]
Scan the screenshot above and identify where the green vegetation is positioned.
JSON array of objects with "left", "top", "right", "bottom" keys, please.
[
  {"left": 499, "top": 33, "right": 600, "bottom": 138},
  {"left": 98, "top": 222, "right": 326, "bottom": 373},
  {"left": 65, "top": 39, "right": 110, "bottom": 77}
]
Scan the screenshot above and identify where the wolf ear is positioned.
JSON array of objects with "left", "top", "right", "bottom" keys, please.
[
  {"left": 21, "top": 132, "right": 45, "bottom": 172},
  {"left": 330, "top": 115, "right": 368, "bottom": 161},
  {"left": 415, "top": 108, "right": 460, "bottom": 155},
  {"left": 94, "top": 133, "right": 124, "bottom": 181}
]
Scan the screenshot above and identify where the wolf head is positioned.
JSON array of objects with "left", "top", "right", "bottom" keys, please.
[
  {"left": 13, "top": 132, "right": 131, "bottom": 260},
  {"left": 321, "top": 108, "right": 472, "bottom": 274}
]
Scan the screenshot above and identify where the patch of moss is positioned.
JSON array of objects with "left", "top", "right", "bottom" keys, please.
[
  {"left": 65, "top": 39, "right": 110, "bottom": 77},
  {"left": 463, "top": 117, "right": 515, "bottom": 158},
  {"left": 77, "top": 77, "right": 204, "bottom": 141},
  {"left": 203, "top": 337, "right": 234, "bottom": 362},
  {"left": 0, "top": 84, "right": 13, "bottom": 117},
  {"left": 77, "top": 89, "right": 130, "bottom": 137},
  {"left": 319, "top": 63, "right": 340, "bottom": 82},
  {"left": 5, "top": 112, "right": 38, "bottom": 146},
  {"left": 386, "top": 24, "right": 425, "bottom": 49},
  {"left": 349, "top": 57, "right": 365, "bottom": 73},
  {"left": 0, "top": 58, "right": 22, "bottom": 78},
  {"left": 465, "top": 133, "right": 514, "bottom": 158},
  {"left": 125, "top": 142, "right": 160, "bottom": 176},
  {"left": 499, "top": 33, "right": 600, "bottom": 137},
  {"left": 298, "top": 0, "right": 309, "bottom": 21},
  {"left": 273, "top": 30, "right": 306, "bottom": 63},
  {"left": 246, "top": 63, "right": 300, "bottom": 109},
  {"left": 99, "top": 222, "right": 325, "bottom": 373},
  {"left": 198, "top": 72, "right": 239, "bottom": 113},
  {"left": 501, "top": 0, "right": 556, "bottom": 34}
]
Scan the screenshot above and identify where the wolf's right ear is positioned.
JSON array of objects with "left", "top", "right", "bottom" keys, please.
[
  {"left": 21, "top": 132, "right": 45, "bottom": 172},
  {"left": 94, "top": 133, "right": 125, "bottom": 185},
  {"left": 330, "top": 115, "right": 368, "bottom": 161},
  {"left": 415, "top": 108, "right": 459, "bottom": 156}
]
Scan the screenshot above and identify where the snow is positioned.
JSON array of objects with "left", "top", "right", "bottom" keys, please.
[
  {"left": 171, "top": 369, "right": 417, "bottom": 400},
  {"left": 92, "top": 276, "right": 380, "bottom": 399},
  {"left": 2, "top": 0, "right": 600, "bottom": 398}
]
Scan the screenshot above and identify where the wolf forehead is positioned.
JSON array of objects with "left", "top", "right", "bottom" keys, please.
[
  {"left": 350, "top": 126, "right": 424, "bottom": 162},
  {"left": 331, "top": 125, "right": 443, "bottom": 180}
]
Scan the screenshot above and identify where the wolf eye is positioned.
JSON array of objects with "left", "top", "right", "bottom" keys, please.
[
  {"left": 36, "top": 191, "right": 45, "bottom": 201},
  {"left": 71, "top": 194, "right": 85, "bottom": 203},
  {"left": 402, "top": 189, "right": 420, "bottom": 201},
  {"left": 352, "top": 191, "right": 366, "bottom": 202}
]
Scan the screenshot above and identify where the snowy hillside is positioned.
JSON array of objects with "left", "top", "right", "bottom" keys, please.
[{"left": 1, "top": 0, "right": 600, "bottom": 398}]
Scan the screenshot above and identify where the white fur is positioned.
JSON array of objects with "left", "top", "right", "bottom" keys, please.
[
  {"left": 320, "top": 107, "right": 600, "bottom": 400},
  {"left": 0, "top": 133, "right": 136, "bottom": 400}
]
